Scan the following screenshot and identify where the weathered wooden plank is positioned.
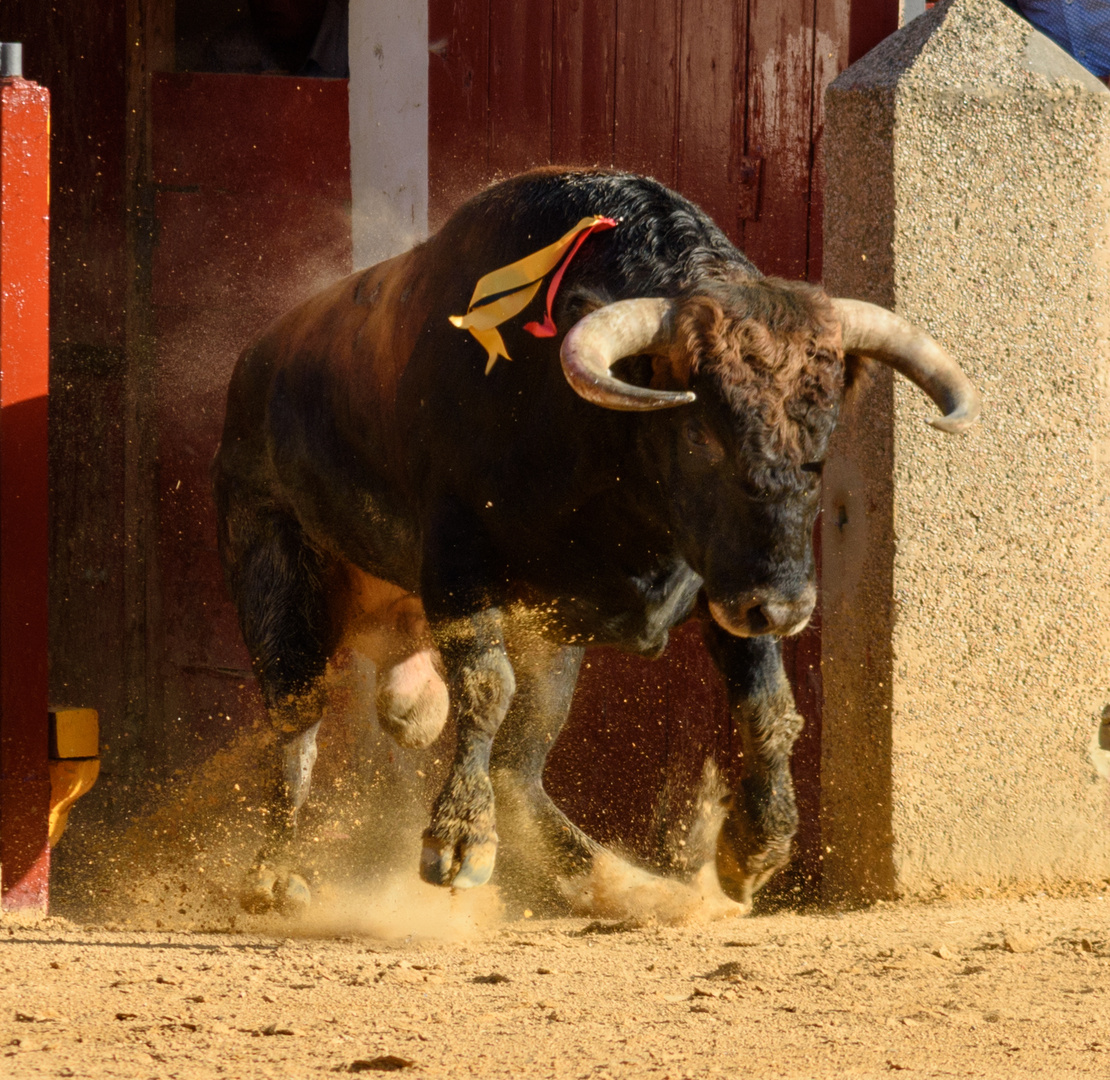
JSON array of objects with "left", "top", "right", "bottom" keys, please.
[
  {"left": 151, "top": 190, "right": 352, "bottom": 311},
  {"left": 654, "top": 625, "right": 733, "bottom": 857},
  {"left": 0, "top": 0, "right": 130, "bottom": 350},
  {"left": 552, "top": 0, "right": 617, "bottom": 166},
  {"left": 150, "top": 73, "right": 352, "bottom": 766},
  {"left": 488, "top": 0, "right": 553, "bottom": 176},
  {"left": 807, "top": 0, "right": 851, "bottom": 282},
  {"left": 849, "top": 0, "right": 899, "bottom": 64},
  {"left": 151, "top": 73, "right": 350, "bottom": 199},
  {"left": 549, "top": 647, "right": 673, "bottom": 863},
  {"left": 676, "top": 0, "right": 743, "bottom": 241},
  {"left": 429, "top": 0, "right": 490, "bottom": 225},
  {"left": 614, "top": 0, "right": 679, "bottom": 186},
  {"left": 741, "top": 0, "right": 815, "bottom": 278}
]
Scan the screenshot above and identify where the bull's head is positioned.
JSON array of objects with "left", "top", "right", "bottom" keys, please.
[{"left": 559, "top": 278, "right": 980, "bottom": 638}]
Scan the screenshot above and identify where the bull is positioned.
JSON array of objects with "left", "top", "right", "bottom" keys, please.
[{"left": 213, "top": 167, "right": 979, "bottom": 915}]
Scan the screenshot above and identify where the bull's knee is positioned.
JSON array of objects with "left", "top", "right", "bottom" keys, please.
[
  {"left": 377, "top": 649, "right": 449, "bottom": 749},
  {"left": 454, "top": 646, "right": 516, "bottom": 731}
]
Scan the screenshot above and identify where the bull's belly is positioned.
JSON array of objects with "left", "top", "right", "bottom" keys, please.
[{"left": 328, "top": 559, "right": 703, "bottom": 671}]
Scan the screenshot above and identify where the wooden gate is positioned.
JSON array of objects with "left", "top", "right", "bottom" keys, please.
[{"left": 428, "top": 0, "right": 850, "bottom": 888}]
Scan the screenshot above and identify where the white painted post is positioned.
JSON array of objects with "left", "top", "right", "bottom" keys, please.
[
  {"left": 901, "top": 0, "right": 927, "bottom": 25},
  {"left": 348, "top": 0, "right": 429, "bottom": 269}
]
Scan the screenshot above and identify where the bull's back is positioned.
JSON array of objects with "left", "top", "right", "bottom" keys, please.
[
  {"left": 215, "top": 249, "right": 430, "bottom": 586},
  {"left": 216, "top": 166, "right": 745, "bottom": 588}
]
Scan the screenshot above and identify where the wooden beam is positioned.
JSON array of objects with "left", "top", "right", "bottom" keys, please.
[
  {"left": 849, "top": 0, "right": 900, "bottom": 63},
  {"left": 122, "top": 0, "right": 167, "bottom": 799}
]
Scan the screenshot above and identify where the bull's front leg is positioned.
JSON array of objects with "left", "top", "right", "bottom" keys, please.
[
  {"left": 420, "top": 606, "right": 516, "bottom": 888},
  {"left": 702, "top": 624, "right": 804, "bottom": 911}
]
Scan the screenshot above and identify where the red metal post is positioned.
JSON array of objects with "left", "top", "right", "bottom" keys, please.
[{"left": 0, "top": 44, "right": 51, "bottom": 912}]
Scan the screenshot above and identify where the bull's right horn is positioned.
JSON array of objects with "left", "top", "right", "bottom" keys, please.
[
  {"left": 560, "top": 298, "right": 695, "bottom": 411},
  {"left": 831, "top": 299, "right": 981, "bottom": 434}
]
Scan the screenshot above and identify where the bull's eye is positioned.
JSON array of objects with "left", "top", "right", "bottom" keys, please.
[
  {"left": 801, "top": 461, "right": 824, "bottom": 476},
  {"left": 683, "top": 421, "right": 724, "bottom": 463},
  {"left": 685, "top": 422, "right": 710, "bottom": 447}
]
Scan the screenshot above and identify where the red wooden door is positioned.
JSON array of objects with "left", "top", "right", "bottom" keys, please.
[
  {"left": 150, "top": 73, "right": 352, "bottom": 762},
  {"left": 429, "top": 0, "right": 849, "bottom": 892}
]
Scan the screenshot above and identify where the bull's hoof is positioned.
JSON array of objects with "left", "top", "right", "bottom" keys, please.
[
  {"left": 716, "top": 826, "right": 792, "bottom": 910},
  {"left": 420, "top": 831, "right": 497, "bottom": 889},
  {"left": 239, "top": 865, "right": 312, "bottom": 916},
  {"left": 422, "top": 770, "right": 498, "bottom": 888}
]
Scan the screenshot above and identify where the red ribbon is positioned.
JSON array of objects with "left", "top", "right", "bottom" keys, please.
[{"left": 522, "top": 217, "right": 618, "bottom": 338}]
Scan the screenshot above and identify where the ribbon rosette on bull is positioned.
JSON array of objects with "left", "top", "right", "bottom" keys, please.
[{"left": 449, "top": 215, "right": 619, "bottom": 374}]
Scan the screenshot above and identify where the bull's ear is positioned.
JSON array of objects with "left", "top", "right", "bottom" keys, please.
[
  {"left": 843, "top": 352, "right": 875, "bottom": 404},
  {"left": 558, "top": 286, "right": 611, "bottom": 326}
]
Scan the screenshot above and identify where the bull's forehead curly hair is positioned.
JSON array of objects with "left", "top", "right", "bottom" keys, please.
[{"left": 674, "top": 276, "right": 845, "bottom": 467}]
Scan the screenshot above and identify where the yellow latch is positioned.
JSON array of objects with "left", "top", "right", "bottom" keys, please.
[
  {"left": 50, "top": 706, "right": 98, "bottom": 759},
  {"left": 48, "top": 706, "right": 100, "bottom": 847}
]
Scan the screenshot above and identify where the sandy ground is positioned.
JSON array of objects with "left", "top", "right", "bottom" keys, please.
[
  {"left": 9, "top": 706, "right": 1106, "bottom": 1078},
  {"left": 3, "top": 886, "right": 1109, "bottom": 1080}
]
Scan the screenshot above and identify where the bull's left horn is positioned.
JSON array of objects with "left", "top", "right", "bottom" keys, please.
[
  {"left": 831, "top": 298, "right": 981, "bottom": 434},
  {"left": 560, "top": 298, "right": 695, "bottom": 411}
]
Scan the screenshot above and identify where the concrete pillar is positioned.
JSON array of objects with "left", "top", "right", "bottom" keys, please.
[
  {"left": 348, "top": 0, "right": 428, "bottom": 269},
  {"left": 821, "top": 0, "right": 1110, "bottom": 902}
]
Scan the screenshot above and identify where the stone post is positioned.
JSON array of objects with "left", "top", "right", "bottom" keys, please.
[{"left": 822, "top": 0, "right": 1110, "bottom": 902}]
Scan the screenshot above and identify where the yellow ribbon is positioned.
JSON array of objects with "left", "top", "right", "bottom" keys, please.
[{"left": 449, "top": 216, "right": 613, "bottom": 374}]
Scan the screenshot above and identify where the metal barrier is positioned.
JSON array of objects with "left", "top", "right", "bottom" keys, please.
[{"left": 0, "top": 43, "right": 52, "bottom": 911}]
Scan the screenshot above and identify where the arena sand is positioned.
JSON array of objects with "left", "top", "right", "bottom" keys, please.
[{"left": 5, "top": 664, "right": 1110, "bottom": 1078}]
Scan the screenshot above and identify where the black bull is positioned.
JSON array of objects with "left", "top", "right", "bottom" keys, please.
[{"left": 213, "top": 168, "right": 980, "bottom": 915}]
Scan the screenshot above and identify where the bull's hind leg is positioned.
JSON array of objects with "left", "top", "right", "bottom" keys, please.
[
  {"left": 488, "top": 636, "right": 603, "bottom": 907},
  {"left": 702, "top": 625, "right": 804, "bottom": 910},
  {"left": 218, "top": 500, "right": 331, "bottom": 914},
  {"left": 330, "top": 565, "right": 449, "bottom": 751}
]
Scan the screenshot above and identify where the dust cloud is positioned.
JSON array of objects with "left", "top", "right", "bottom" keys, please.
[
  {"left": 559, "top": 761, "right": 746, "bottom": 925},
  {"left": 66, "top": 651, "right": 738, "bottom": 939},
  {"left": 70, "top": 656, "right": 498, "bottom": 941}
]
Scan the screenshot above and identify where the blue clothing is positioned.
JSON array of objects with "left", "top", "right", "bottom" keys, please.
[{"left": 1009, "top": 0, "right": 1110, "bottom": 78}]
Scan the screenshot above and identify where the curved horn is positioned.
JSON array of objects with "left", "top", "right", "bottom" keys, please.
[
  {"left": 831, "top": 299, "right": 981, "bottom": 434},
  {"left": 560, "top": 298, "right": 695, "bottom": 411}
]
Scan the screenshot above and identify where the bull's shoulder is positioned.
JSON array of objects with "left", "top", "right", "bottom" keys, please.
[
  {"left": 220, "top": 249, "right": 431, "bottom": 482},
  {"left": 229, "top": 250, "right": 427, "bottom": 403}
]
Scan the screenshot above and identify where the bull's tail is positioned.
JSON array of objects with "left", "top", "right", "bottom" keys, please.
[{"left": 666, "top": 758, "right": 731, "bottom": 879}]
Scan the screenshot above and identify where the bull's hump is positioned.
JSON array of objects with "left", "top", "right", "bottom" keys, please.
[
  {"left": 344, "top": 250, "right": 426, "bottom": 410},
  {"left": 272, "top": 250, "right": 423, "bottom": 406}
]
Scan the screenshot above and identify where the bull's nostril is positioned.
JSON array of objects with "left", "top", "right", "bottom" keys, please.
[{"left": 746, "top": 605, "right": 771, "bottom": 634}]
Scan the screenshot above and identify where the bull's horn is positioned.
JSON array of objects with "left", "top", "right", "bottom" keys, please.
[
  {"left": 831, "top": 299, "right": 981, "bottom": 434},
  {"left": 560, "top": 298, "right": 695, "bottom": 411}
]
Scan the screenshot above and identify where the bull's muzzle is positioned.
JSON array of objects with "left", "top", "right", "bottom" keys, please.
[{"left": 709, "top": 585, "right": 816, "bottom": 638}]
